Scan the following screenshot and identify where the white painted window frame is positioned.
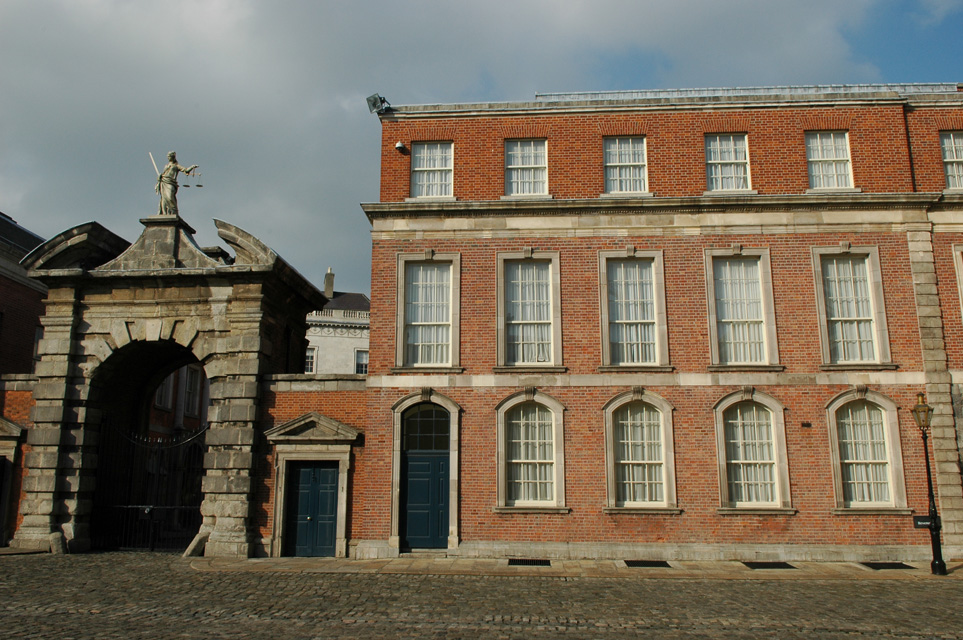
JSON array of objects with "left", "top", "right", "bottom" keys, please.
[
  {"left": 598, "top": 249, "right": 669, "bottom": 369},
  {"left": 394, "top": 252, "right": 461, "bottom": 371},
  {"left": 495, "top": 389, "right": 567, "bottom": 512},
  {"left": 495, "top": 250, "right": 563, "bottom": 370},
  {"left": 704, "top": 247, "right": 780, "bottom": 368},
  {"left": 805, "top": 131, "right": 858, "bottom": 192},
  {"left": 602, "top": 389, "right": 678, "bottom": 511},
  {"left": 940, "top": 131, "right": 963, "bottom": 192},
  {"left": 811, "top": 246, "right": 893, "bottom": 368},
  {"left": 704, "top": 133, "right": 755, "bottom": 194},
  {"left": 713, "top": 389, "right": 793, "bottom": 513},
  {"left": 825, "top": 389, "right": 907, "bottom": 512},
  {"left": 602, "top": 136, "right": 650, "bottom": 196},
  {"left": 503, "top": 139, "right": 550, "bottom": 198},
  {"left": 409, "top": 141, "right": 454, "bottom": 200}
]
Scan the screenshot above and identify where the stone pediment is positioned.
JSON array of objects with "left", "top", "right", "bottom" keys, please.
[
  {"left": 265, "top": 412, "right": 361, "bottom": 444},
  {"left": 96, "top": 216, "right": 220, "bottom": 271},
  {"left": 0, "top": 417, "right": 24, "bottom": 442}
]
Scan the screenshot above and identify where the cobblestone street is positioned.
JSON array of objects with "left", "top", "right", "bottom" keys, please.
[{"left": 1, "top": 552, "right": 962, "bottom": 639}]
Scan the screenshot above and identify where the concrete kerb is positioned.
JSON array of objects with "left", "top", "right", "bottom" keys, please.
[{"left": 188, "top": 556, "right": 963, "bottom": 580}]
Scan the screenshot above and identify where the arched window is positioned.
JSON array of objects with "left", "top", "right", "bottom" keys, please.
[
  {"left": 402, "top": 403, "right": 450, "bottom": 451},
  {"left": 836, "top": 401, "right": 889, "bottom": 503},
  {"left": 723, "top": 401, "right": 776, "bottom": 504},
  {"left": 614, "top": 402, "right": 664, "bottom": 503},
  {"left": 713, "top": 390, "right": 792, "bottom": 511},
  {"left": 602, "top": 390, "right": 678, "bottom": 511},
  {"left": 506, "top": 402, "right": 555, "bottom": 503},
  {"left": 826, "top": 390, "right": 906, "bottom": 510},
  {"left": 495, "top": 390, "right": 566, "bottom": 510}
]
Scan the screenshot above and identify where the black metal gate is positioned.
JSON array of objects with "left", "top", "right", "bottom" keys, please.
[{"left": 91, "top": 421, "right": 206, "bottom": 552}]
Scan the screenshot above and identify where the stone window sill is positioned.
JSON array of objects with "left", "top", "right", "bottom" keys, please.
[
  {"left": 599, "top": 192, "right": 654, "bottom": 199},
  {"left": 389, "top": 366, "right": 464, "bottom": 374},
  {"left": 500, "top": 194, "right": 553, "bottom": 201},
  {"left": 717, "top": 507, "right": 797, "bottom": 516},
  {"left": 707, "top": 364, "right": 785, "bottom": 372},
  {"left": 702, "top": 189, "right": 759, "bottom": 197},
  {"left": 493, "top": 506, "right": 571, "bottom": 514},
  {"left": 831, "top": 507, "right": 913, "bottom": 516},
  {"left": 404, "top": 196, "right": 456, "bottom": 203},
  {"left": 603, "top": 507, "right": 683, "bottom": 515},
  {"left": 597, "top": 365, "right": 674, "bottom": 373},
  {"left": 805, "top": 187, "right": 862, "bottom": 194},
  {"left": 492, "top": 366, "right": 568, "bottom": 374},
  {"left": 819, "top": 363, "right": 898, "bottom": 371}
]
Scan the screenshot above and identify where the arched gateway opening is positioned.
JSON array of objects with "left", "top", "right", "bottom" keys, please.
[{"left": 89, "top": 341, "right": 209, "bottom": 551}]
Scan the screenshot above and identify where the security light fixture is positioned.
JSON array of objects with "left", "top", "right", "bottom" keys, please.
[{"left": 367, "top": 93, "right": 390, "bottom": 114}]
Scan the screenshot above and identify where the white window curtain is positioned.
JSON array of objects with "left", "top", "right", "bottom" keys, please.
[
  {"left": 705, "top": 134, "right": 749, "bottom": 190},
  {"left": 411, "top": 142, "right": 453, "bottom": 197},
  {"left": 806, "top": 132, "right": 852, "bottom": 189},
  {"left": 713, "top": 257, "right": 765, "bottom": 364},
  {"left": 505, "top": 140, "right": 547, "bottom": 195},
  {"left": 941, "top": 132, "right": 963, "bottom": 189},
  {"left": 505, "top": 261, "right": 552, "bottom": 364},
  {"left": 604, "top": 137, "right": 647, "bottom": 193},
  {"left": 836, "top": 401, "right": 890, "bottom": 504},
  {"left": 821, "top": 255, "right": 875, "bottom": 362},
  {"left": 508, "top": 402, "right": 554, "bottom": 503},
  {"left": 724, "top": 402, "right": 776, "bottom": 504},
  {"left": 404, "top": 263, "right": 451, "bottom": 365},
  {"left": 615, "top": 402, "right": 664, "bottom": 503},
  {"left": 607, "top": 259, "right": 656, "bottom": 364}
]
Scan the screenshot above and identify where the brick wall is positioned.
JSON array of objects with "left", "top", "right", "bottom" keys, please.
[
  {"left": 0, "top": 276, "right": 44, "bottom": 375},
  {"left": 370, "top": 231, "right": 923, "bottom": 376},
  {"left": 378, "top": 104, "right": 963, "bottom": 202}
]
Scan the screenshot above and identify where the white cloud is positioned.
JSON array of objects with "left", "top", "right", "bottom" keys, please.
[{"left": 0, "top": 0, "right": 947, "bottom": 293}]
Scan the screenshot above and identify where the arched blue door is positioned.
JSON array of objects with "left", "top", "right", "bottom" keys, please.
[{"left": 401, "top": 403, "right": 449, "bottom": 549}]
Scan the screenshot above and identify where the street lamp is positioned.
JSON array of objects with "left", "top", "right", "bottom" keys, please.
[{"left": 910, "top": 392, "right": 947, "bottom": 575}]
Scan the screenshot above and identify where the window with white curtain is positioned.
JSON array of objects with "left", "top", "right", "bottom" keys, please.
[
  {"left": 713, "top": 390, "right": 791, "bottom": 511},
  {"left": 940, "top": 132, "right": 963, "bottom": 190},
  {"left": 812, "top": 246, "right": 891, "bottom": 368},
  {"left": 507, "top": 402, "right": 555, "bottom": 504},
  {"left": 613, "top": 402, "right": 664, "bottom": 504},
  {"left": 411, "top": 142, "right": 453, "bottom": 198},
  {"left": 404, "top": 262, "right": 451, "bottom": 366},
  {"left": 712, "top": 257, "right": 765, "bottom": 364},
  {"left": 835, "top": 400, "right": 891, "bottom": 505},
  {"left": 505, "top": 260, "right": 553, "bottom": 365},
  {"left": 604, "top": 137, "right": 647, "bottom": 193},
  {"left": 607, "top": 259, "right": 656, "bottom": 364},
  {"left": 723, "top": 401, "right": 776, "bottom": 505},
  {"left": 820, "top": 255, "right": 876, "bottom": 363},
  {"left": 806, "top": 131, "right": 853, "bottom": 189},
  {"left": 705, "top": 134, "right": 750, "bottom": 191},
  {"left": 505, "top": 139, "right": 547, "bottom": 196}
]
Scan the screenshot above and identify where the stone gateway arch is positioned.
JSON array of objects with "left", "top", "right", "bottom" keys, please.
[{"left": 12, "top": 214, "right": 323, "bottom": 556}]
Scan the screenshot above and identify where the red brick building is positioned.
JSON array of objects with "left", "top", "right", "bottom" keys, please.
[{"left": 350, "top": 84, "right": 963, "bottom": 561}]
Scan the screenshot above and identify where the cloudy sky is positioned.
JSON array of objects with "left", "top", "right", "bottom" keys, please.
[{"left": 2, "top": 0, "right": 962, "bottom": 294}]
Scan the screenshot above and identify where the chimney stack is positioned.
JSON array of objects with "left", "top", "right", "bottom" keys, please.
[{"left": 324, "top": 267, "right": 335, "bottom": 299}]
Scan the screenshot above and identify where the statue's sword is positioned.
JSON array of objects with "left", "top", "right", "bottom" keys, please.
[{"left": 148, "top": 152, "right": 160, "bottom": 177}]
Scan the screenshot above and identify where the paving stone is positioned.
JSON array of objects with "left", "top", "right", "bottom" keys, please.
[{"left": 1, "top": 552, "right": 962, "bottom": 639}]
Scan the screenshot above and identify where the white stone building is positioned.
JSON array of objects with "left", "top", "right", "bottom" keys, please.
[{"left": 305, "top": 268, "right": 370, "bottom": 375}]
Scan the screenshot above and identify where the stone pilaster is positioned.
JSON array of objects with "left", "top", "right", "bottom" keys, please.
[
  {"left": 11, "top": 286, "right": 79, "bottom": 551},
  {"left": 907, "top": 228, "right": 963, "bottom": 557}
]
